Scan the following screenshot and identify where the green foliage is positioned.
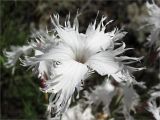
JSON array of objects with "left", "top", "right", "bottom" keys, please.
[
  {"left": 0, "top": 1, "right": 45, "bottom": 119},
  {"left": 1, "top": 0, "right": 159, "bottom": 120}
]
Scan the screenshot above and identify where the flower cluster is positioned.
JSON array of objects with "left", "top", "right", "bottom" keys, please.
[
  {"left": 142, "top": 1, "right": 160, "bottom": 57},
  {"left": 4, "top": 13, "right": 145, "bottom": 119}
]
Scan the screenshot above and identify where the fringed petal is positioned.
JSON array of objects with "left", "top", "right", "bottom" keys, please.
[
  {"left": 4, "top": 45, "right": 32, "bottom": 68},
  {"left": 86, "top": 51, "right": 120, "bottom": 75},
  {"left": 44, "top": 60, "right": 88, "bottom": 118}
]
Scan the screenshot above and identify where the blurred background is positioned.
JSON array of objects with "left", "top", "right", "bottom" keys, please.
[{"left": 0, "top": 0, "right": 160, "bottom": 119}]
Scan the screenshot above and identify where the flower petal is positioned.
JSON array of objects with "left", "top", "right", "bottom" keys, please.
[
  {"left": 21, "top": 43, "right": 75, "bottom": 67},
  {"left": 29, "top": 50, "right": 50, "bottom": 80},
  {"left": 121, "top": 86, "right": 139, "bottom": 120},
  {"left": 51, "top": 14, "right": 82, "bottom": 51},
  {"left": 85, "top": 17, "right": 114, "bottom": 53},
  {"left": 111, "top": 68, "right": 134, "bottom": 84},
  {"left": 62, "top": 104, "right": 95, "bottom": 120},
  {"left": 4, "top": 45, "right": 32, "bottom": 68},
  {"left": 86, "top": 51, "right": 120, "bottom": 75},
  {"left": 44, "top": 60, "right": 88, "bottom": 117}
]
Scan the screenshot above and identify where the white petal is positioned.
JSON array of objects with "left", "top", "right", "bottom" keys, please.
[
  {"left": 62, "top": 104, "right": 82, "bottom": 120},
  {"left": 86, "top": 31, "right": 114, "bottom": 52},
  {"left": 30, "top": 29, "right": 60, "bottom": 52},
  {"left": 51, "top": 14, "right": 82, "bottom": 51},
  {"left": 113, "top": 30, "right": 127, "bottom": 41},
  {"left": 146, "top": 1, "right": 160, "bottom": 28},
  {"left": 85, "top": 18, "right": 114, "bottom": 53},
  {"left": 147, "top": 99, "right": 160, "bottom": 120},
  {"left": 38, "top": 61, "right": 51, "bottom": 79},
  {"left": 4, "top": 45, "right": 32, "bottom": 68},
  {"left": 113, "top": 42, "right": 132, "bottom": 56},
  {"left": 121, "top": 86, "right": 139, "bottom": 120},
  {"left": 86, "top": 51, "right": 120, "bottom": 75},
  {"left": 111, "top": 68, "right": 134, "bottom": 84},
  {"left": 85, "top": 79, "right": 115, "bottom": 115},
  {"left": 45, "top": 60, "right": 88, "bottom": 117},
  {"left": 116, "top": 56, "right": 143, "bottom": 62},
  {"left": 42, "top": 44, "right": 75, "bottom": 61},
  {"left": 122, "top": 86, "right": 139, "bottom": 111},
  {"left": 22, "top": 44, "right": 75, "bottom": 66},
  {"left": 62, "top": 104, "right": 95, "bottom": 120}
]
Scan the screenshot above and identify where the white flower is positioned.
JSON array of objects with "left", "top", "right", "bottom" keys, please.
[
  {"left": 14, "top": 13, "right": 143, "bottom": 118},
  {"left": 147, "top": 74, "right": 160, "bottom": 120},
  {"left": 121, "top": 85, "right": 139, "bottom": 120},
  {"left": 85, "top": 79, "right": 116, "bottom": 115},
  {"left": 85, "top": 79, "right": 140, "bottom": 120},
  {"left": 142, "top": 1, "right": 160, "bottom": 53},
  {"left": 4, "top": 45, "right": 32, "bottom": 74},
  {"left": 4, "top": 45, "right": 32, "bottom": 68},
  {"left": 61, "top": 103, "right": 95, "bottom": 120},
  {"left": 145, "top": 1, "right": 160, "bottom": 29},
  {"left": 4, "top": 29, "right": 59, "bottom": 80},
  {"left": 147, "top": 99, "right": 160, "bottom": 120}
]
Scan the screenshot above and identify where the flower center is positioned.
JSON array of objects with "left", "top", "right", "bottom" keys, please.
[
  {"left": 76, "top": 55, "right": 86, "bottom": 64},
  {"left": 74, "top": 48, "right": 92, "bottom": 64}
]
